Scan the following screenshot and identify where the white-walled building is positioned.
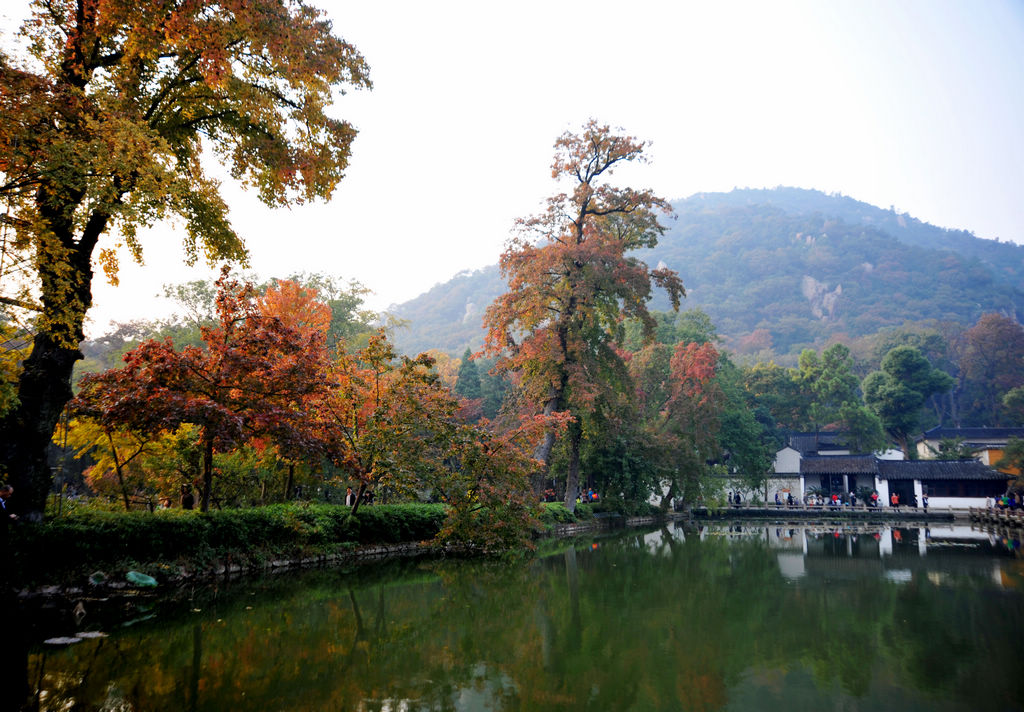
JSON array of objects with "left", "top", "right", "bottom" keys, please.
[{"left": 759, "top": 432, "right": 1008, "bottom": 508}]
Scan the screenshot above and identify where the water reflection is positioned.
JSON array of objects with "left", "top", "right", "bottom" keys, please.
[
  {"left": 15, "top": 523, "right": 1024, "bottom": 711},
  {"left": 689, "top": 523, "right": 1019, "bottom": 588}
]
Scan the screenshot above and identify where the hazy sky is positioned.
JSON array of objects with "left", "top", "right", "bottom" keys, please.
[{"left": 3, "top": 0, "right": 1023, "bottom": 335}]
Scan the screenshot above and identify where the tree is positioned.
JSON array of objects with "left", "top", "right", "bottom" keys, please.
[
  {"left": 836, "top": 401, "right": 887, "bottom": 454},
  {"left": 995, "top": 437, "right": 1024, "bottom": 496},
  {"left": 314, "top": 331, "right": 453, "bottom": 514},
  {"left": 742, "top": 361, "right": 808, "bottom": 431},
  {"left": 425, "top": 417, "right": 553, "bottom": 551},
  {"left": 863, "top": 346, "right": 954, "bottom": 455},
  {"left": 926, "top": 438, "right": 978, "bottom": 461},
  {"left": 1003, "top": 386, "right": 1024, "bottom": 426},
  {"left": 55, "top": 417, "right": 154, "bottom": 510},
  {"left": 0, "top": 0, "right": 371, "bottom": 516},
  {"left": 622, "top": 307, "right": 718, "bottom": 350},
  {"left": 798, "top": 343, "right": 860, "bottom": 431},
  {"left": 482, "top": 121, "right": 683, "bottom": 511},
  {"left": 660, "top": 342, "right": 724, "bottom": 507},
  {"left": 70, "top": 270, "right": 332, "bottom": 511},
  {"left": 622, "top": 340, "right": 726, "bottom": 509},
  {"left": 716, "top": 356, "right": 775, "bottom": 493},
  {"left": 312, "top": 330, "right": 558, "bottom": 546},
  {"left": 454, "top": 348, "right": 482, "bottom": 402},
  {"left": 955, "top": 313, "right": 1024, "bottom": 426}
]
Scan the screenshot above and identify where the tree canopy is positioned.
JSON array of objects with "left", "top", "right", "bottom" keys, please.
[{"left": 863, "top": 346, "right": 954, "bottom": 455}]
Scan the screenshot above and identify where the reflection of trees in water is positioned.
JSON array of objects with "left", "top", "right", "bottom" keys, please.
[{"left": 24, "top": 531, "right": 1024, "bottom": 711}]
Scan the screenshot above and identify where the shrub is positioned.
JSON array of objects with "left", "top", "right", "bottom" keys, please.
[{"left": 10, "top": 503, "right": 447, "bottom": 588}]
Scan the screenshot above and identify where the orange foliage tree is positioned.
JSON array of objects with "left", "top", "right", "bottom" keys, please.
[
  {"left": 483, "top": 121, "right": 684, "bottom": 511},
  {"left": 313, "top": 330, "right": 559, "bottom": 548},
  {"left": 314, "top": 331, "right": 453, "bottom": 513}
]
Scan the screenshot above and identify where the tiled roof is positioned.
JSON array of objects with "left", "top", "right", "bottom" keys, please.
[
  {"left": 800, "top": 455, "right": 878, "bottom": 475},
  {"left": 919, "top": 426, "right": 1024, "bottom": 442},
  {"left": 788, "top": 432, "right": 850, "bottom": 455},
  {"left": 877, "top": 459, "right": 1007, "bottom": 481}
]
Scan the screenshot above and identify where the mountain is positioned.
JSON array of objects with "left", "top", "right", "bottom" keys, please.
[{"left": 389, "top": 188, "right": 1024, "bottom": 357}]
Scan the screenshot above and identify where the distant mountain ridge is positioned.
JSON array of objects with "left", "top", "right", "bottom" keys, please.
[{"left": 390, "top": 187, "right": 1024, "bottom": 357}]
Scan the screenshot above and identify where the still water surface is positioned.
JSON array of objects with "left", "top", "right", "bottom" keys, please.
[{"left": 18, "top": 522, "right": 1024, "bottom": 711}]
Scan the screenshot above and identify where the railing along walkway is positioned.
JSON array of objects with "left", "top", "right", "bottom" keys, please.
[{"left": 969, "top": 507, "right": 1024, "bottom": 530}]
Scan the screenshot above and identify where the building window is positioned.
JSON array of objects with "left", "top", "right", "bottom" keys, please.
[{"left": 922, "top": 480, "right": 1005, "bottom": 498}]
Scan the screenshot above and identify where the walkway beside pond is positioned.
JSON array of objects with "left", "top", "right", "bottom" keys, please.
[{"left": 694, "top": 505, "right": 956, "bottom": 522}]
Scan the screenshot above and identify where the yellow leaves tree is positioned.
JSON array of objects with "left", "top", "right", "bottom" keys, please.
[
  {"left": 56, "top": 417, "right": 155, "bottom": 510},
  {"left": 0, "top": 0, "right": 370, "bottom": 516}
]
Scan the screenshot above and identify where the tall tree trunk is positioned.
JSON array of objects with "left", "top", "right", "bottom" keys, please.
[
  {"left": 350, "top": 482, "right": 366, "bottom": 516},
  {"left": 563, "top": 419, "right": 582, "bottom": 513},
  {"left": 532, "top": 431, "right": 557, "bottom": 497},
  {"left": 106, "top": 430, "right": 132, "bottom": 511},
  {"left": 0, "top": 333, "right": 82, "bottom": 520},
  {"left": 532, "top": 384, "right": 562, "bottom": 497},
  {"left": 201, "top": 438, "right": 214, "bottom": 512},
  {"left": 284, "top": 463, "right": 295, "bottom": 500}
]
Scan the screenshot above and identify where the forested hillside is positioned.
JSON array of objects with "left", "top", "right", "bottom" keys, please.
[{"left": 391, "top": 188, "right": 1024, "bottom": 357}]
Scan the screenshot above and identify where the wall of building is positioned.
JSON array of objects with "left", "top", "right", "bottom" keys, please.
[
  {"left": 926, "top": 496, "right": 991, "bottom": 509},
  {"left": 774, "top": 447, "right": 801, "bottom": 475}
]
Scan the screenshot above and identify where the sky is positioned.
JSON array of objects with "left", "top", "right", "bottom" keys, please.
[{"left": 2, "top": 0, "right": 1023, "bottom": 336}]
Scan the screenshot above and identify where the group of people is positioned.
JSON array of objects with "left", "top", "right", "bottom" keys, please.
[
  {"left": 773, "top": 492, "right": 797, "bottom": 507},
  {"left": 989, "top": 494, "right": 1021, "bottom": 510},
  {"left": 344, "top": 487, "right": 374, "bottom": 507},
  {"left": 763, "top": 489, "right": 931, "bottom": 511}
]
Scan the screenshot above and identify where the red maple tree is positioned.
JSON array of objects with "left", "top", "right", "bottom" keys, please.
[{"left": 72, "top": 269, "right": 331, "bottom": 511}]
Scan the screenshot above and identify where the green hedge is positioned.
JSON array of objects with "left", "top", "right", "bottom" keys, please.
[
  {"left": 537, "top": 502, "right": 596, "bottom": 527},
  {"left": 10, "top": 503, "right": 447, "bottom": 587}
]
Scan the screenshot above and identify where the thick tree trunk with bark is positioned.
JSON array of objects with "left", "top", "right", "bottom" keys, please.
[
  {"left": 532, "top": 386, "right": 561, "bottom": 497},
  {"left": 349, "top": 482, "right": 367, "bottom": 516},
  {"left": 284, "top": 463, "right": 295, "bottom": 500},
  {"left": 0, "top": 333, "right": 82, "bottom": 519}
]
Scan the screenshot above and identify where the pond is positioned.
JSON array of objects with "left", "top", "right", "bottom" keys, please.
[{"left": 9, "top": 521, "right": 1024, "bottom": 711}]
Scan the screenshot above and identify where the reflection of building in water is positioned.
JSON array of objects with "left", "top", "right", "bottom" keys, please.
[{"left": 686, "top": 522, "right": 1016, "bottom": 586}]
